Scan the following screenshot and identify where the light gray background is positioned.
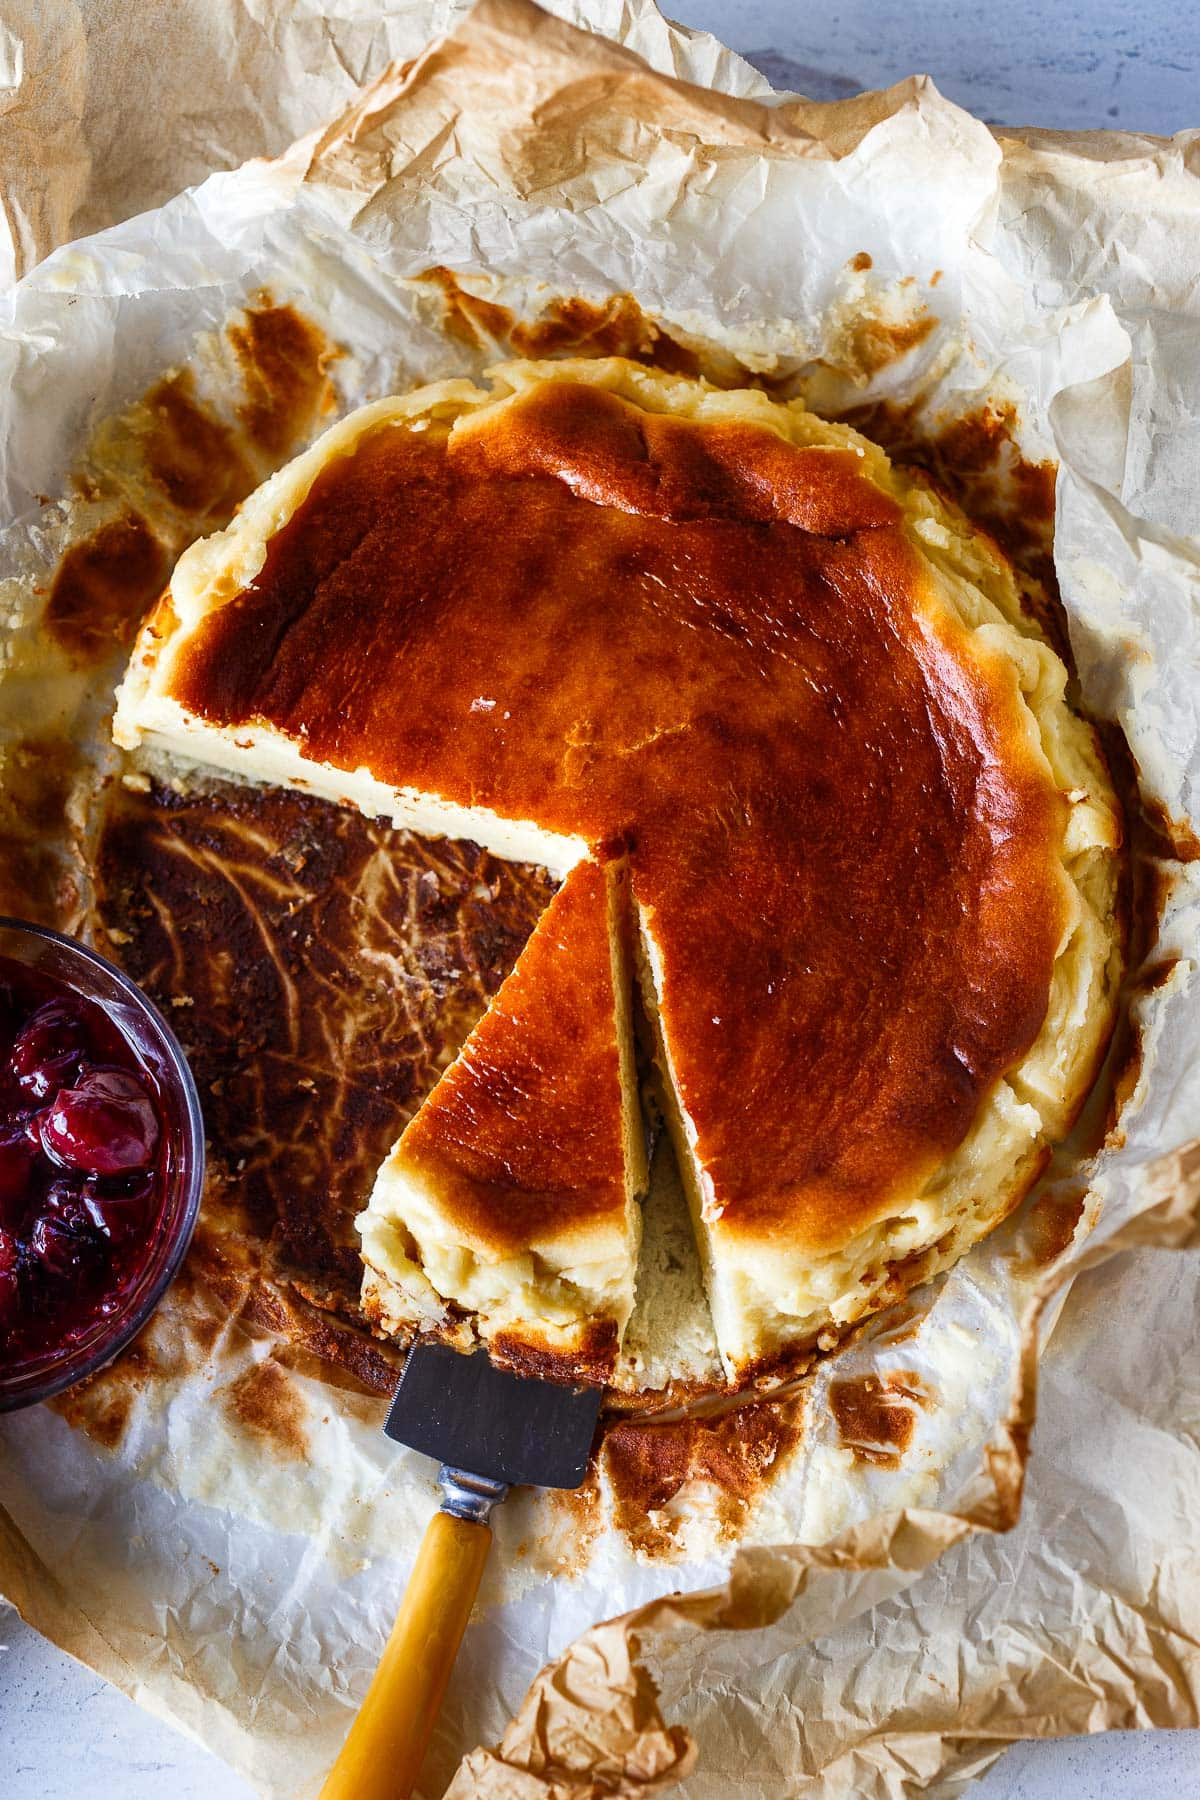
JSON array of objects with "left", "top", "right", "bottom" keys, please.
[{"left": 2, "top": 2, "right": 1198, "bottom": 1795}]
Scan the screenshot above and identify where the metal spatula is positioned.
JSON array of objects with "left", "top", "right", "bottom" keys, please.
[{"left": 318, "top": 1342, "right": 603, "bottom": 1800}]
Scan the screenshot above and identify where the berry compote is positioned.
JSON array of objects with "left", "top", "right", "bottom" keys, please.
[{"left": 0, "top": 945, "right": 181, "bottom": 1383}]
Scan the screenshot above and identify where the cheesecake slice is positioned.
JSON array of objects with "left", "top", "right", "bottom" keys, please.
[{"left": 357, "top": 857, "right": 645, "bottom": 1382}]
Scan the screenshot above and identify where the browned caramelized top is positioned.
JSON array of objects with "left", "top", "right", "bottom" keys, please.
[
  {"left": 170, "top": 380, "right": 1070, "bottom": 1246},
  {"left": 399, "top": 858, "right": 627, "bottom": 1251}
]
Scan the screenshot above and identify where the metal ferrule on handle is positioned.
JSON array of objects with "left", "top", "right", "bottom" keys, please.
[{"left": 438, "top": 1465, "right": 508, "bottom": 1522}]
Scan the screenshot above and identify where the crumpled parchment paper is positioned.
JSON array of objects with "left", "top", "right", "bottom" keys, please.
[
  {"left": 1, "top": 3, "right": 1199, "bottom": 1797},
  {"left": 0, "top": 0, "right": 768, "bottom": 288}
]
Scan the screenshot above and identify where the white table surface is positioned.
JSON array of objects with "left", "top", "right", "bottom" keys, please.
[{"left": 2, "top": 3, "right": 1198, "bottom": 1796}]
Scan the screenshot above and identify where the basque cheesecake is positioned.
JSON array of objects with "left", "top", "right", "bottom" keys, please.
[{"left": 113, "top": 358, "right": 1123, "bottom": 1383}]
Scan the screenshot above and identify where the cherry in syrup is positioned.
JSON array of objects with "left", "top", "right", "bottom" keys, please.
[
  {"left": 0, "top": 956, "right": 169, "bottom": 1361},
  {"left": 40, "top": 1066, "right": 160, "bottom": 1177},
  {"left": 9, "top": 998, "right": 90, "bottom": 1100}
]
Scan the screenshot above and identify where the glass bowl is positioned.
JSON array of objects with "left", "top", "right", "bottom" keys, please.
[{"left": 0, "top": 917, "right": 205, "bottom": 1412}]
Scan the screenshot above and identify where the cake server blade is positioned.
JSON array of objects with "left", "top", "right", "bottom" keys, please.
[{"left": 384, "top": 1339, "right": 603, "bottom": 1485}]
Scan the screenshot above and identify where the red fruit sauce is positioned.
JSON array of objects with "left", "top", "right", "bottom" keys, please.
[{"left": 0, "top": 953, "right": 168, "bottom": 1366}]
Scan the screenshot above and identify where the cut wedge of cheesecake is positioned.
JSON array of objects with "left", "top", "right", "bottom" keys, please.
[
  {"left": 357, "top": 856, "right": 646, "bottom": 1382},
  {"left": 114, "top": 357, "right": 1123, "bottom": 1384}
]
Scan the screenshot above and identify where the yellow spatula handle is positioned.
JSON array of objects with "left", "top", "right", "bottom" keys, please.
[{"left": 319, "top": 1507, "right": 493, "bottom": 1800}]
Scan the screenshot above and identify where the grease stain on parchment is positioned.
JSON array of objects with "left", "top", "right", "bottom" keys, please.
[
  {"left": 1013, "top": 1186, "right": 1092, "bottom": 1275},
  {"left": 0, "top": 295, "right": 342, "bottom": 930},
  {"left": 602, "top": 1393, "right": 806, "bottom": 1558},
  {"left": 841, "top": 394, "right": 1063, "bottom": 651},
  {"left": 94, "top": 775, "right": 556, "bottom": 1331},
  {"left": 1141, "top": 796, "right": 1200, "bottom": 864},
  {"left": 46, "top": 512, "right": 169, "bottom": 662},
  {"left": 421, "top": 268, "right": 702, "bottom": 377},
  {"left": 828, "top": 1370, "right": 931, "bottom": 1470},
  {"left": 49, "top": 1337, "right": 167, "bottom": 1452},
  {"left": 817, "top": 283, "right": 937, "bottom": 385},
  {"left": 0, "top": 733, "right": 91, "bottom": 922},
  {"left": 47, "top": 295, "right": 340, "bottom": 669},
  {"left": 223, "top": 1358, "right": 310, "bottom": 1462}
]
